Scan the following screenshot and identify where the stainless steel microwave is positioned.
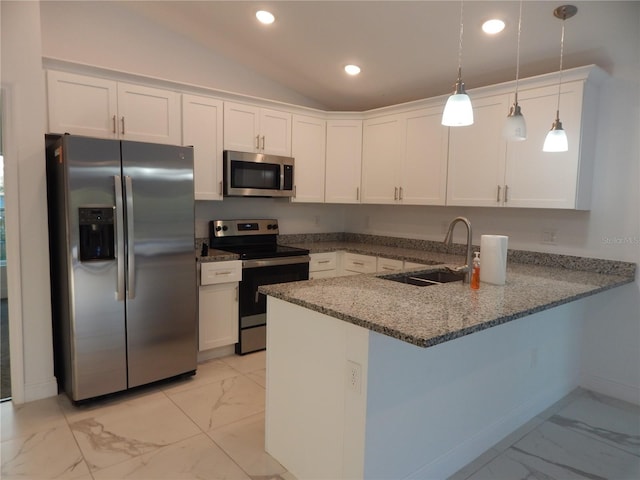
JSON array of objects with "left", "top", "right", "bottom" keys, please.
[{"left": 223, "top": 150, "right": 295, "bottom": 197}]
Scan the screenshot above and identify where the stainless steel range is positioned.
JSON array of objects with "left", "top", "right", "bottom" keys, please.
[{"left": 209, "top": 219, "right": 310, "bottom": 355}]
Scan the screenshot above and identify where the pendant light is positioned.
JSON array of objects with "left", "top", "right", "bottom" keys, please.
[
  {"left": 503, "top": 0, "right": 527, "bottom": 141},
  {"left": 442, "top": 0, "right": 474, "bottom": 127},
  {"left": 543, "top": 5, "right": 577, "bottom": 152}
]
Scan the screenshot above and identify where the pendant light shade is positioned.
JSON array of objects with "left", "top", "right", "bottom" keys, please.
[
  {"left": 543, "top": 115, "right": 568, "bottom": 152},
  {"left": 543, "top": 5, "right": 576, "bottom": 153},
  {"left": 442, "top": 70, "right": 474, "bottom": 126},
  {"left": 442, "top": 1, "right": 474, "bottom": 127},
  {"left": 504, "top": 1, "right": 527, "bottom": 141}
]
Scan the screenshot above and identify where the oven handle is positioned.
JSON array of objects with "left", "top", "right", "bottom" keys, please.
[{"left": 242, "top": 255, "right": 310, "bottom": 269}]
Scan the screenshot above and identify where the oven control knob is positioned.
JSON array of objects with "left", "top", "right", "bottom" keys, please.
[
  {"left": 215, "top": 226, "right": 222, "bottom": 232},
  {"left": 222, "top": 226, "right": 228, "bottom": 231},
  {"left": 268, "top": 224, "right": 277, "bottom": 230}
]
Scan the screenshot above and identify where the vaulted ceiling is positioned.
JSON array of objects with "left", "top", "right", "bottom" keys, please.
[{"left": 122, "top": 1, "right": 633, "bottom": 111}]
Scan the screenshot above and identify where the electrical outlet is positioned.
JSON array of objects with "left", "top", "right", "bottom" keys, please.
[
  {"left": 541, "top": 229, "right": 557, "bottom": 245},
  {"left": 347, "top": 360, "right": 362, "bottom": 394}
]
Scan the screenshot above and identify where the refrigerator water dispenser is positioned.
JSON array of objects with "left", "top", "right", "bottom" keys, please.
[{"left": 78, "top": 206, "right": 115, "bottom": 261}]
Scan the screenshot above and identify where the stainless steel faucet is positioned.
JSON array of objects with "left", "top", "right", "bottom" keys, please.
[{"left": 443, "top": 216, "right": 473, "bottom": 284}]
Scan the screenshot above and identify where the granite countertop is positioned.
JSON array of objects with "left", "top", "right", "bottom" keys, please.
[{"left": 259, "top": 239, "right": 636, "bottom": 349}]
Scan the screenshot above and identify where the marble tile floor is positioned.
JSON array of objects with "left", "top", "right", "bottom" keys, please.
[
  {"left": 1, "top": 351, "right": 296, "bottom": 480},
  {"left": 2, "top": 350, "right": 638, "bottom": 480},
  {"left": 449, "top": 388, "right": 640, "bottom": 480}
]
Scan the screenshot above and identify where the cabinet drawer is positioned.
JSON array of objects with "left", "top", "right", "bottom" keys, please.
[
  {"left": 201, "top": 260, "right": 242, "bottom": 285},
  {"left": 343, "top": 253, "right": 377, "bottom": 274},
  {"left": 309, "top": 252, "right": 337, "bottom": 272},
  {"left": 309, "top": 269, "right": 337, "bottom": 280},
  {"left": 377, "top": 257, "right": 404, "bottom": 273}
]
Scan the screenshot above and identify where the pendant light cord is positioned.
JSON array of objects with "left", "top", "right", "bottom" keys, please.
[
  {"left": 456, "top": 0, "right": 464, "bottom": 80},
  {"left": 514, "top": 0, "right": 523, "bottom": 102},
  {"left": 555, "top": 20, "right": 566, "bottom": 120}
]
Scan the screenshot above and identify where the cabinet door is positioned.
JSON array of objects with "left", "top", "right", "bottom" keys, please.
[
  {"left": 260, "top": 108, "right": 292, "bottom": 156},
  {"left": 291, "top": 114, "right": 326, "bottom": 203},
  {"left": 224, "top": 102, "right": 260, "bottom": 152},
  {"left": 47, "top": 70, "right": 118, "bottom": 138},
  {"left": 325, "top": 120, "right": 363, "bottom": 204},
  {"left": 116, "top": 82, "right": 181, "bottom": 144},
  {"left": 446, "top": 94, "right": 509, "bottom": 206},
  {"left": 361, "top": 114, "right": 403, "bottom": 204},
  {"left": 341, "top": 253, "right": 377, "bottom": 274},
  {"left": 198, "top": 282, "right": 239, "bottom": 351},
  {"left": 182, "top": 94, "right": 224, "bottom": 200},
  {"left": 402, "top": 107, "right": 449, "bottom": 205},
  {"left": 504, "top": 81, "right": 585, "bottom": 209}
]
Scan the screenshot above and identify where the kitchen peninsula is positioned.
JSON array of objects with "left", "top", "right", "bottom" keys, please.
[{"left": 259, "top": 239, "right": 635, "bottom": 479}]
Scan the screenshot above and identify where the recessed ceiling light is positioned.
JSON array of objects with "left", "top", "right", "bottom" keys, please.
[
  {"left": 344, "top": 64, "right": 361, "bottom": 76},
  {"left": 482, "top": 19, "right": 506, "bottom": 34},
  {"left": 256, "top": 10, "right": 275, "bottom": 25}
]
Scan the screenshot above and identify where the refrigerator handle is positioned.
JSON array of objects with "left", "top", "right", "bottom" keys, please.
[
  {"left": 124, "top": 176, "right": 136, "bottom": 300},
  {"left": 114, "top": 176, "right": 126, "bottom": 301}
]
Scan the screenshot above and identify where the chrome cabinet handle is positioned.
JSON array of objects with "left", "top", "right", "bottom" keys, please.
[
  {"left": 219, "top": 181, "right": 223, "bottom": 196},
  {"left": 124, "top": 176, "right": 135, "bottom": 300},
  {"left": 496, "top": 185, "right": 502, "bottom": 203},
  {"left": 318, "top": 260, "right": 331, "bottom": 264},
  {"left": 356, "top": 187, "right": 360, "bottom": 201},
  {"left": 112, "top": 115, "right": 117, "bottom": 134},
  {"left": 293, "top": 185, "right": 297, "bottom": 198},
  {"left": 114, "top": 176, "right": 125, "bottom": 301},
  {"left": 504, "top": 185, "right": 509, "bottom": 203},
  {"left": 121, "top": 116, "right": 125, "bottom": 135},
  {"left": 399, "top": 186, "right": 403, "bottom": 201},
  {"left": 256, "top": 135, "right": 260, "bottom": 149},
  {"left": 261, "top": 135, "right": 265, "bottom": 150},
  {"left": 352, "top": 261, "right": 365, "bottom": 266},
  {"left": 255, "top": 291, "right": 260, "bottom": 303},
  {"left": 394, "top": 187, "right": 398, "bottom": 200},
  {"left": 215, "top": 271, "right": 233, "bottom": 276}
]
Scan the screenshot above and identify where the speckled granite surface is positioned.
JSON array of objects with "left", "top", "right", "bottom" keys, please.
[
  {"left": 260, "top": 262, "right": 634, "bottom": 349},
  {"left": 195, "top": 232, "right": 636, "bottom": 348}
]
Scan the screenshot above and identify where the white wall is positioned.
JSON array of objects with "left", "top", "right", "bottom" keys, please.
[
  {"left": 39, "top": 0, "right": 325, "bottom": 110},
  {"left": 1, "top": 1, "right": 57, "bottom": 403}
]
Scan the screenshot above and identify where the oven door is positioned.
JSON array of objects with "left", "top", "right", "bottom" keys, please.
[{"left": 237, "top": 256, "right": 309, "bottom": 354}]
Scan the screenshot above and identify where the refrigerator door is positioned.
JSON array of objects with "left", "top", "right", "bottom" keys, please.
[
  {"left": 121, "top": 141, "right": 197, "bottom": 387},
  {"left": 63, "top": 136, "right": 128, "bottom": 400}
]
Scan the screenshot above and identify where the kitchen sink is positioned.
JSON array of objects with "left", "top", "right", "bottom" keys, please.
[{"left": 381, "top": 269, "right": 465, "bottom": 287}]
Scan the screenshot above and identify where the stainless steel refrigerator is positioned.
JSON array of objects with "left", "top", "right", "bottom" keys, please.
[{"left": 46, "top": 135, "right": 197, "bottom": 402}]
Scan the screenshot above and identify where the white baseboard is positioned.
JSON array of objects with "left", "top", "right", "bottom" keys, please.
[
  {"left": 197, "top": 344, "right": 235, "bottom": 363},
  {"left": 407, "top": 382, "right": 576, "bottom": 480},
  {"left": 24, "top": 376, "right": 58, "bottom": 403},
  {"left": 580, "top": 373, "right": 640, "bottom": 406}
]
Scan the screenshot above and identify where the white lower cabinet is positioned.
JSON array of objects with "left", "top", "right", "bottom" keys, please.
[
  {"left": 341, "top": 253, "right": 377, "bottom": 275},
  {"left": 376, "top": 257, "right": 403, "bottom": 273},
  {"left": 199, "top": 261, "right": 241, "bottom": 351},
  {"left": 309, "top": 252, "right": 338, "bottom": 279}
]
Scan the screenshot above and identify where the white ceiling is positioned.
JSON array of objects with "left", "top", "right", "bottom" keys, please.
[{"left": 122, "top": 1, "right": 631, "bottom": 111}]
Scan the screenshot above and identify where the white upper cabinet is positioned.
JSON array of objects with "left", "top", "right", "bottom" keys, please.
[
  {"left": 362, "top": 114, "right": 403, "bottom": 204},
  {"left": 446, "top": 71, "right": 600, "bottom": 210},
  {"left": 446, "top": 93, "right": 510, "bottom": 207},
  {"left": 402, "top": 106, "right": 449, "bottom": 205},
  {"left": 47, "top": 70, "right": 118, "bottom": 139},
  {"left": 182, "top": 94, "right": 224, "bottom": 201},
  {"left": 223, "top": 101, "right": 292, "bottom": 156},
  {"left": 291, "top": 114, "right": 326, "bottom": 203},
  {"left": 362, "top": 105, "right": 448, "bottom": 205},
  {"left": 116, "top": 82, "right": 181, "bottom": 145},
  {"left": 325, "top": 119, "right": 363, "bottom": 204},
  {"left": 503, "top": 80, "right": 592, "bottom": 209},
  {"left": 47, "top": 71, "right": 181, "bottom": 145}
]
